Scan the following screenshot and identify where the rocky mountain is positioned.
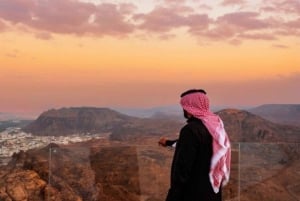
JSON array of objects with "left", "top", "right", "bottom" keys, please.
[
  {"left": 248, "top": 104, "right": 300, "bottom": 126},
  {"left": 23, "top": 107, "right": 136, "bottom": 136},
  {"left": 23, "top": 107, "right": 183, "bottom": 139},
  {"left": 113, "top": 105, "right": 181, "bottom": 118},
  {"left": 217, "top": 109, "right": 300, "bottom": 143}
]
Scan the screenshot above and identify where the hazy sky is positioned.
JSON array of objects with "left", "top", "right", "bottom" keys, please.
[{"left": 1, "top": 0, "right": 300, "bottom": 116}]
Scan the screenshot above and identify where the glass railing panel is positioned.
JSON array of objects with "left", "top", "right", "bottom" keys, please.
[
  {"left": 47, "top": 144, "right": 97, "bottom": 201},
  {"left": 1, "top": 139, "right": 299, "bottom": 201},
  {"left": 48, "top": 144, "right": 172, "bottom": 201},
  {"left": 135, "top": 145, "right": 173, "bottom": 201},
  {"left": 48, "top": 144, "right": 240, "bottom": 201}
]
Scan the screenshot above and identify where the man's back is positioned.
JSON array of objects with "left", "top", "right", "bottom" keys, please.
[{"left": 166, "top": 117, "right": 222, "bottom": 201}]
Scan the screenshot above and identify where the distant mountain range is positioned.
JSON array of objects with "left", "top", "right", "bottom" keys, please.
[
  {"left": 0, "top": 112, "right": 22, "bottom": 121},
  {"left": 23, "top": 106, "right": 300, "bottom": 143},
  {"left": 113, "top": 105, "right": 234, "bottom": 118},
  {"left": 248, "top": 104, "right": 300, "bottom": 126},
  {"left": 114, "top": 104, "right": 300, "bottom": 127},
  {"left": 217, "top": 109, "right": 300, "bottom": 143},
  {"left": 113, "top": 105, "right": 182, "bottom": 118},
  {"left": 0, "top": 120, "right": 32, "bottom": 132},
  {"left": 0, "top": 112, "right": 35, "bottom": 121},
  {"left": 4, "top": 103, "right": 299, "bottom": 126},
  {"left": 23, "top": 107, "right": 182, "bottom": 139}
]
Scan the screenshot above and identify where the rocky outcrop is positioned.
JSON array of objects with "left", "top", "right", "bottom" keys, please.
[
  {"left": 0, "top": 170, "right": 46, "bottom": 201},
  {"left": 0, "top": 143, "right": 173, "bottom": 201}
]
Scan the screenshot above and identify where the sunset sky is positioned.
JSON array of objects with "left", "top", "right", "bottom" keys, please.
[{"left": 1, "top": 0, "right": 300, "bottom": 116}]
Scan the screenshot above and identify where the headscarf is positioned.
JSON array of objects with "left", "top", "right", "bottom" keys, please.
[{"left": 180, "top": 92, "right": 231, "bottom": 193}]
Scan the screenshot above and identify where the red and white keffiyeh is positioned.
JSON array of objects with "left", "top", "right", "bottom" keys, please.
[{"left": 180, "top": 92, "right": 231, "bottom": 193}]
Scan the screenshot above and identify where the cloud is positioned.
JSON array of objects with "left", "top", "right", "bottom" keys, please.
[
  {"left": 35, "top": 32, "right": 53, "bottom": 40},
  {"left": 217, "top": 12, "right": 269, "bottom": 30},
  {"left": 29, "top": 0, "right": 96, "bottom": 34},
  {"left": 92, "top": 3, "right": 135, "bottom": 36},
  {"left": 198, "top": 4, "right": 212, "bottom": 11},
  {"left": 0, "top": 0, "right": 135, "bottom": 37},
  {"left": 163, "top": 0, "right": 186, "bottom": 3},
  {"left": 0, "top": 20, "right": 6, "bottom": 31},
  {"left": 238, "top": 33, "right": 277, "bottom": 40},
  {"left": 0, "top": 0, "right": 34, "bottom": 23},
  {"left": 186, "top": 14, "right": 211, "bottom": 32},
  {"left": 158, "top": 33, "right": 177, "bottom": 40},
  {"left": 192, "top": 12, "right": 272, "bottom": 41},
  {"left": 272, "top": 44, "right": 289, "bottom": 49},
  {"left": 134, "top": 6, "right": 193, "bottom": 32},
  {"left": 271, "top": 17, "right": 300, "bottom": 38},
  {"left": 270, "top": 0, "right": 300, "bottom": 14},
  {"left": 118, "top": 3, "right": 137, "bottom": 15},
  {"left": 0, "top": 0, "right": 299, "bottom": 43},
  {"left": 221, "top": 0, "right": 245, "bottom": 6},
  {"left": 286, "top": 18, "right": 300, "bottom": 29}
]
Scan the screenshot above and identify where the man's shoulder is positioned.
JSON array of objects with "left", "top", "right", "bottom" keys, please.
[
  {"left": 181, "top": 118, "right": 205, "bottom": 131},
  {"left": 187, "top": 118, "right": 205, "bottom": 127}
]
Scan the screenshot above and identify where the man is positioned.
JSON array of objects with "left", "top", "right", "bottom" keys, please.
[{"left": 159, "top": 89, "right": 231, "bottom": 201}]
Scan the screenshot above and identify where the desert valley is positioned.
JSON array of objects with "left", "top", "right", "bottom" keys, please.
[{"left": 0, "top": 105, "right": 300, "bottom": 201}]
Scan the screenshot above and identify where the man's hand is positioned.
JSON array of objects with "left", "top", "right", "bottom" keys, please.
[{"left": 158, "top": 137, "right": 168, "bottom": 147}]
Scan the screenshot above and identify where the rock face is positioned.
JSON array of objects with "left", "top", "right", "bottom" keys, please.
[{"left": 0, "top": 170, "right": 46, "bottom": 201}]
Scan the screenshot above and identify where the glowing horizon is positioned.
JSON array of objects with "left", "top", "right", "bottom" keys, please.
[{"left": 1, "top": 0, "right": 300, "bottom": 116}]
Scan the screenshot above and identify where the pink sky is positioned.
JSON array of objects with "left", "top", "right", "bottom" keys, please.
[{"left": 0, "top": 0, "right": 300, "bottom": 116}]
